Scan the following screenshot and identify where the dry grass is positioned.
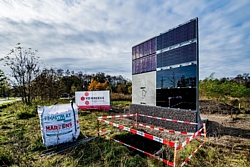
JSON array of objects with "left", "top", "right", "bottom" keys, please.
[{"left": 110, "top": 93, "right": 131, "bottom": 101}]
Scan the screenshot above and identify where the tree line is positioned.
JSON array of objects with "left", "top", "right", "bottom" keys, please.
[
  {"left": 0, "top": 44, "right": 131, "bottom": 104},
  {"left": 1, "top": 44, "right": 249, "bottom": 107},
  {"left": 199, "top": 73, "right": 250, "bottom": 108}
]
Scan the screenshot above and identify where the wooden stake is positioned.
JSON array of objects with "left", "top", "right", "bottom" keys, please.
[
  {"left": 97, "top": 119, "right": 100, "bottom": 137},
  {"left": 173, "top": 141, "right": 178, "bottom": 167},
  {"left": 203, "top": 123, "right": 206, "bottom": 141}
]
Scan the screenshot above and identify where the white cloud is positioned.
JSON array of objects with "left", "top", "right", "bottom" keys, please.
[{"left": 0, "top": 0, "right": 250, "bottom": 80}]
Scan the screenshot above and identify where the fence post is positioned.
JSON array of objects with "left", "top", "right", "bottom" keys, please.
[
  {"left": 97, "top": 119, "right": 100, "bottom": 137},
  {"left": 203, "top": 123, "right": 206, "bottom": 141},
  {"left": 174, "top": 141, "right": 178, "bottom": 167}
]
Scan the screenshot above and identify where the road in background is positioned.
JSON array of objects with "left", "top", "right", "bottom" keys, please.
[{"left": 0, "top": 98, "right": 21, "bottom": 104}]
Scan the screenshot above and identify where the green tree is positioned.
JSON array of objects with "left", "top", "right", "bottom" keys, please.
[
  {"left": 0, "top": 70, "right": 7, "bottom": 96},
  {"left": 33, "top": 68, "right": 63, "bottom": 101}
]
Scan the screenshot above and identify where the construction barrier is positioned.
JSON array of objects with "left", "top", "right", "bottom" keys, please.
[{"left": 97, "top": 113, "right": 206, "bottom": 167}]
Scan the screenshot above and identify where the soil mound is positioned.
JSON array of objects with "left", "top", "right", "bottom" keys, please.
[{"left": 199, "top": 100, "right": 240, "bottom": 115}]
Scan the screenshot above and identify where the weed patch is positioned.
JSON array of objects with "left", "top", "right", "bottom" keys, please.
[
  {"left": 17, "top": 110, "right": 36, "bottom": 119},
  {"left": 0, "top": 151, "right": 13, "bottom": 166}
]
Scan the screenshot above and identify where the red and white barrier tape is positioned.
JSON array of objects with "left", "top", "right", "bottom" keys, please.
[
  {"left": 98, "top": 113, "right": 137, "bottom": 119},
  {"left": 109, "top": 137, "right": 174, "bottom": 167},
  {"left": 176, "top": 127, "right": 204, "bottom": 150},
  {"left": 136, "top": 123, "right": 195, "bottom": 136},
  {"left": 138, "top": 114, "right": 200, "bottom": 125},
  {"left": 98, "top": 118, "right": 176, "bottom": 147},
  {"left": 180, "top": 142, "right": 205, "bottom": 167}
]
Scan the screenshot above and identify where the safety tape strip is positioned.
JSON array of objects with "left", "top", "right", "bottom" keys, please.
[
  {"left": 98, "top": 118, "right": 176, "bottom": 147},
  {"left": 138, "top": 114, "right": 200, "bottom": 125},
  {"left": 136, "top": 123, "right": 195, "bottom": 135},
  {"left": 98, "top": 114, "right": 137, "bottom": 119},
  {"left": 109, "top": 137, "right": 174, "bottom": 167},
  {"left": 180, "top": 142, "right": 205, "bottom": 167},
  {"left": 176, "top": 127, "right": 204, "bottom": 150}
]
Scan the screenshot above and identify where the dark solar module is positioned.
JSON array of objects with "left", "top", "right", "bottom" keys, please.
[
  {"left": 157, "top": 20, "right": 197, "bottom": 50},
  {"left": 156, "top": 88, "right": 196, "bottom": 110},
  {"left": 156, "top": 65, "right": 197, "bottom": 89},
  {"left": 156, "top": 43, "right": 196, "bottom": 68}
]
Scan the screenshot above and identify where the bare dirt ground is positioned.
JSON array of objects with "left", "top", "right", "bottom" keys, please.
[
  {"left": 199, "top": 100, "right": 250, "bottom": 139},
  {"left": 201, "top": 113, "right": 250, "bottom": 138}
]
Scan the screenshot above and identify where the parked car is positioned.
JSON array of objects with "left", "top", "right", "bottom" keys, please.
[{"left": 60, "top": 93, "right": 72, "bottom": 99}]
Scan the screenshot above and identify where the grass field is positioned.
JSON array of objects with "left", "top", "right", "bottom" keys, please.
[{"left": 0, "top": 101, "right": 250, "bottom": 167}]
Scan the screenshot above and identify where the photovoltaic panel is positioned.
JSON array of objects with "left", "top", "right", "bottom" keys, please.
[
  {"left": 156, "top": 65, "right": 196, "bottom": 88},
  {"left": 156, "top": 88, "right": 196, "bottom": 110},
  {"left": 157, "top": 20, "right": 196, "bottom": 50},
  {"left": 132, "top": 37, "right": 156, "bottom": 74},
  {"left": 132, "top": 37, "right": 156, "bottom": 60},
  {"left": 157, "top": 43, "right": 196, "bottom": 68},
  {"left": 132, "top": 54, "right": 156, "bottom": 75}
]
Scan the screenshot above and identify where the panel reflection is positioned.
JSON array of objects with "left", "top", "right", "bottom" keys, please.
[
  {"left": 156, "top": 65, "right": 196, "bottom": 88},
  {"left": 156, "top": 88, "right": 196, "bottom": 110}
]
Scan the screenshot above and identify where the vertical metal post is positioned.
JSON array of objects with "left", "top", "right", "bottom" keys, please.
[
  {"left": 173, "top": 141, "right": 178, "bottom": 167},
  {"left": 203, "top": 123, "right": 206, "bottom": 141},
  {"left": 97, "top": 119, "right": 100, "bottom": 137}
]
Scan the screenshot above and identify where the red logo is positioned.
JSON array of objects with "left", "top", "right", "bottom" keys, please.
[
  {"left": 81, "top": 96, "right": 85, "bottom": 101},
  {"left": 85, "top": 92, "right": 89, "bottom": 96},
  {"left": 85, "top": 101, "right": 89, "bottom": 105}
]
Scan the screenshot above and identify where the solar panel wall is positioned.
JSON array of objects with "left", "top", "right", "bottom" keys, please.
[
  {"left": 132, "top": 18, "right": 198, "bottom": 111},
  {"left": 156, "top": 18, "right": 198, "bottom": 110}
]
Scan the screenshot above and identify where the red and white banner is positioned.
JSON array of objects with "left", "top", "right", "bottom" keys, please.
[{"left": 75, "top": 91, "right": 110, "bottom": 110}]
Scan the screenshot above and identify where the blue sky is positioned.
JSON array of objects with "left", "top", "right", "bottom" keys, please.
[{"left": 0, "top": 0, "right": 250, "bottom": 80}]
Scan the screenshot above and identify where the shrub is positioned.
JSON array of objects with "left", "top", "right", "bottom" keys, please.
[
  {"left": 111, "top": 93, "right": 132, "bottom": 101},
  {"left": 17, "top": 110, "right": 36, "bottom": 119},
  {"left": 0, "top": 148, "right": 13, "bottom": 166}
]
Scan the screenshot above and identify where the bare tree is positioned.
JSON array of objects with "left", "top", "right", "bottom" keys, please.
[
  {"left": 4, "top": 43, "right": 40, "bottom": 104},
  {"left": 160, "top": 77, "right": 165, "bottom": 88},
  {"left": 169, "top": 72, "right": 177, "bottom": 88}
]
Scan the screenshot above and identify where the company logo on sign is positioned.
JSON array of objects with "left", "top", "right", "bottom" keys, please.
[
  {"left": 46, "top": 122, "right": 72, "bottom": 131},
  {"left": 44, "top": 113, "right": 71, "bottom": 121},
  {"left": 80, "top": 91, "right": 105, "bottom": 105},
  {"left": 81, "top": 91, "right": 90, "bottom": 105},
  {"left": 75, "top": 91, "right": 110, "bottom": 110}
]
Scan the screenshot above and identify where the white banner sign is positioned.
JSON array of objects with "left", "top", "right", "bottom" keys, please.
[{"left": 75, "top": 90, "right": 110, "bottom": 110}]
